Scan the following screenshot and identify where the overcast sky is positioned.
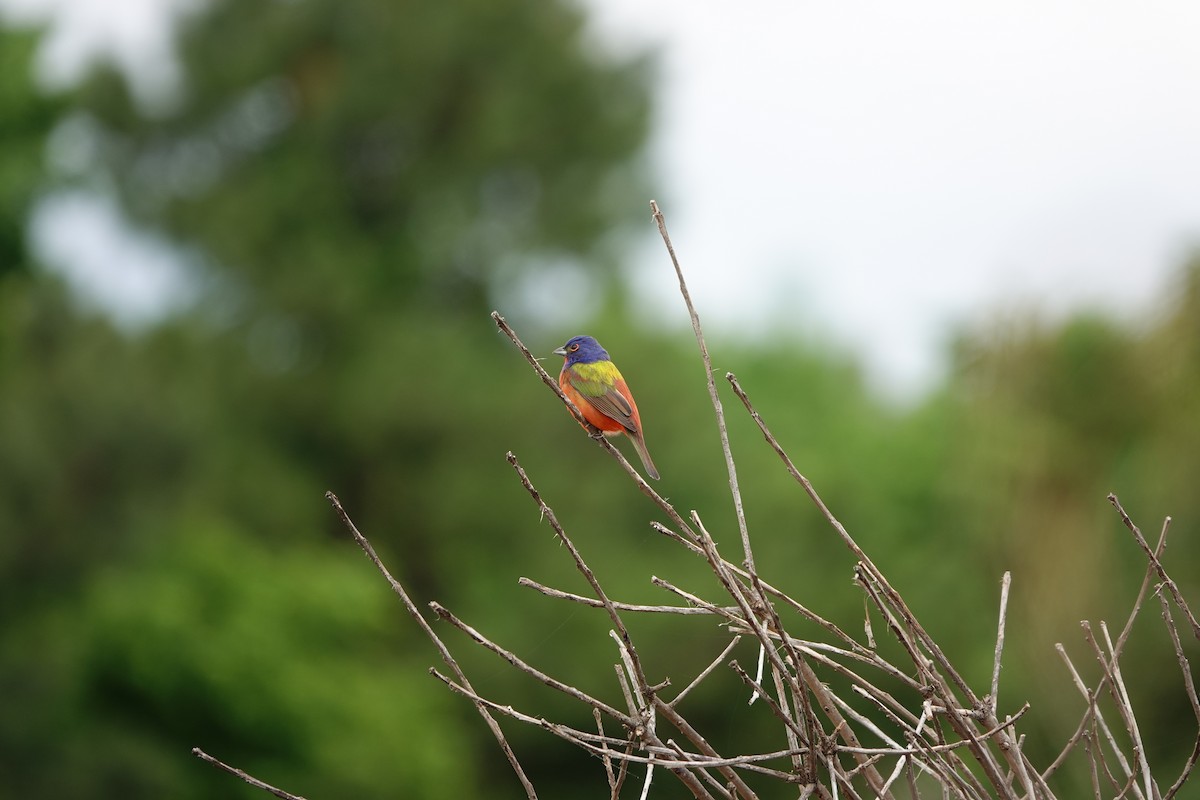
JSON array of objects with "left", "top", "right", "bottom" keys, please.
[{"left": 6, "top": 0, "right": 1200, "bottom": 398}]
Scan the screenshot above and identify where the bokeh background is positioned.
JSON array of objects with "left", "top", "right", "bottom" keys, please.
[{"left": 2, "top": 0, "right": 1200, "bottom": 797}]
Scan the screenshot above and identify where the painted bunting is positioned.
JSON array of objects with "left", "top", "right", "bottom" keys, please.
[{"left": 554, "top": 335, "right": 660, "bottom": 480}]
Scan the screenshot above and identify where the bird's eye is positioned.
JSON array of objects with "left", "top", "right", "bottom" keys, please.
[{"left": 569, "top": 343, "right": 579, "bottom": 352}]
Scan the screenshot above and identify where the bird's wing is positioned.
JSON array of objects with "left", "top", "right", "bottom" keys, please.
[{"left": 566, "top": 364, "right": 637, "bottom": 431}]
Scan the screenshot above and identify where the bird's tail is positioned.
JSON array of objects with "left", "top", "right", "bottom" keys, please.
[{"left": 628, "top": 431, "right": 660, "bottom": 480}]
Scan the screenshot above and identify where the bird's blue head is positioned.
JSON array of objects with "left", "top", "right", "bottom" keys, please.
[{"left": 553, "top": 335, "right": 610, "bottom": 366}]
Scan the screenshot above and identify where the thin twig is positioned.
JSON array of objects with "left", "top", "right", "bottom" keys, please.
[
  {"left": 1159, "top": 592, "right": 1200, "bottom": 799},
  {"left": 1099, "top": 621, "right": 1158, "bottom": 800},
  {"left": 1108, "top": 497, "right": 1197, "bottom": 639},
  {"left": 671, "top": 636, "right": 743, "bottom": 709},
  {"left": 1079, "top": 622, "right": 1147, "bottom": 800},
  {"left": 1043, "top": 515, "right": 1169, "bottom": 781},
  {"left": 650, "top": 200, "right": 754, "bottom": 573},
  {"left": 518, "top": 576, "right": 730, "bottom": 615},
  {"left": 191, "top": 748, "right": 308, "bottom": 800},
  {"left": 325, "top": 492, "right": 538, "bottom": 799},
  {"left": 990, "top": 572, "right": 1012, "bottom": 716},
  {"left": 429, "top": 600, "right": 632, "bottom": 722},
  {"left": 507, "top": 453, "right": 656, "bottom": 706}
]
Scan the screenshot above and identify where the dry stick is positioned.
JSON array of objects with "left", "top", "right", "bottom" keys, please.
[
  {"left": 746, "top": 567, "right": 824, "bottom": 770},
  {"left": 1055, "top": 645, "right": 1139, "bottom": 799},
  {"left": 727, "top": 374, "right": 1021, "bottom": 798},
  {"left": 594, "top": 708, "right": 619, "bottom": 798},
  {"left": 518, "top": 577, "right": 732, "bottom": 615},
  {"left": 1057, "top": 511, "right": 1178, "bottom": 800},
  {"left": 728, "top": 659, "right": 811, "bottom": 744},
  {"left": 1159, "top": 594, "right": 1200, "bottom": 726},
  {"left": 771, "top": 662, "right": 807, "bottom": 775},
  {"left": 324, "top": 492, "right": 538, "bottom": 799},
  {"left": 653, "top": 575, "right": 921, "bottom": 754},
  {"left": 844, "top": 753, "right": 888, "bottom": 782},
  {"left": 652, "top": 522, "right": 894, "bottom": 674},
  {"left": 1084, "top": 735, "right": 1104, "bottom": 800},
  {"left": 506, "top": 454, "right": 654, "bottom": 703},
  {"left": 685, "top": 509, "right": 809, "bottom": 722},
  {"left": 1165, "top": 736, "right": 1200, "bottom": 800},
  {"left": 649, "top": 695, "right": 763, "bottom": 800},
  {"left": 507, "top": 454, "right": 732, "bottom": 796},
  {"left": 430, "top": 669, "right": 801, "bottom": 779},
  {"left": 728, "top": 374, "right": 973, "bottom": 690},
  {"left": 1006, "top": 722, "right": 1038, "bottom": 800},
  {"left": 683, "top": 510, "right": 881, "bottom": 796},
  {"left": 650, "top": 199, "right": 754, "bottom": 573},
  {"left": 829, "top": 759, "right": 868, "bottom": 800},
  {"left": 652, "top": 515, "right": 903, "bottom": 700},
  {"left": 904, "top": 755, "right": 921, "bottom": 800},
  {"left": 191, "top": 748, "right": 308, "bottom": 800},
  {"left": 429, "top": 669, "right": 629, "bottom": 748},
  {"left": 1099, "top": 621, "right": 1158, "bottom": 800},
  {"left": 614, "top": 662, "right": 640, "bottom": 722},
  {"left": 429, "top": 601, "right": 632, "bottom": 722},
  {"left": 1043, "top": 515, "right": 1170, "bottom": 781},
  {"left": 609, "top": 632, "right": 659, "bottom": 800},
  {"left": 652, "top": 205, "right": 789, "bottom": 797},
  {"left": 1159, "top": 593, "right": 1200, "bottom": 800},
  {"left": 664, "top": 741, "right": 737, "bottom": 800},
  {"left": 799, "top": 645, "right": 924, "bottom": 730},
  {"left": 990, "top": 572, "right": 1013, "bottom": 716},
  {"left": 655, "top": 568, "right": 938, "bottom": 794},
  {"left": 987, "top": 573, "right": 1038, "bottom": 799},
  {"left": 853, "top": 561, "right": 998, "bottom": 798},
  {"left": 688, "top": 507, "right": 827, "bottom": 777},
  {"left": 1091, "top": 727, "right": 1127, "bottom": 797},
  {"left": 1078, "top": 623, "right": 1148, "bottom": 800},
  {"left": 684, "top": 509, "right": 822, "bottom": 760},
  {"left": 1108, "top": 496, "right": 1198, "bottom": 640},
  {"left": 840, "top": 708, "right": 1029, "bottom": 757},
  {"left": 671, "top": 636, "right": 744, "bottom": 709},
  {"left": 650, "top": 208, "right": 828, "bottom": 790},
  {"left": 849, "top": 687, "right": 976, "bottom": 797}
]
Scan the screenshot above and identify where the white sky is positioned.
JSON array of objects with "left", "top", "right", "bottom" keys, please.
[
  {"left": 5, "top": 0, "right": 1200, "bottom": 398},
  {"left": 586, "top": 1, "right": 1200, "bottom": 396}
]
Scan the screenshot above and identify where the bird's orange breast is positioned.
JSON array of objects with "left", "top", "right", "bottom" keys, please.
[{"left": 559, "top": 373, "right": 626, "bottom": 433}]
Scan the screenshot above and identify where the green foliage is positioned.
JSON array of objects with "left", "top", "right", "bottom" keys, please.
[
  {"left": 0, "top": 0, "right": 654, "bottom": 794},
  {"left": 80, "top": 524, "right": 469, "bottom": 798},
  {"left": 75, "top": 0, "right": 651, "bottom": 323},
  {"left": 0, "top": 29, "right": 60, "bottom": 277}
]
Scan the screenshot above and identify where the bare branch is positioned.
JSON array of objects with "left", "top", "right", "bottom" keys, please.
[
  {"left": 191, "top": 748, "right": 308, "bottom": 800},
  {"left": 990, "top": 572, "right": 1012, "bottom": 715},
  {"left": 1108, "top": 496, "right": 1198, "bottom": 639},
  {"left": 429, "top": 600, "right": 633, "bottom": 724},
  {"left": 671, "top": 636, "right": 743, "bottom": 709},
  {"left": 518, "top": 576, "right": 730, "bottom": 615},
  {"left": 325, "top": 492, "right": 538, "bottom": 798},
  {"left": 650, "top": 200, "right": 755, "bottom": 573}
]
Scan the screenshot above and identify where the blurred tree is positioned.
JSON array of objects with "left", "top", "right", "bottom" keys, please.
[
  {"left": 0, "top": 0, "right": 655, "bottom": 796},
  {"left": 0, "top": 30, "right": 57, "bottom": 277}
]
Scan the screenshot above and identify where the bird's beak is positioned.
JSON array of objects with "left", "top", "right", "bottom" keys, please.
[{"left": 552, "top": 346, "right": 567, "bottom": 356}]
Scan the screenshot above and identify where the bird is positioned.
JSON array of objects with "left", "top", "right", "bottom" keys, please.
[{"left": 553, "top": 334, "right": 660, "bottom": 480}]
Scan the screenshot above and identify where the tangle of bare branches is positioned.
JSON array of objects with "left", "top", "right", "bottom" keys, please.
[{"left": 195, "top": 202, "right": 1200, "bottom": 800}]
